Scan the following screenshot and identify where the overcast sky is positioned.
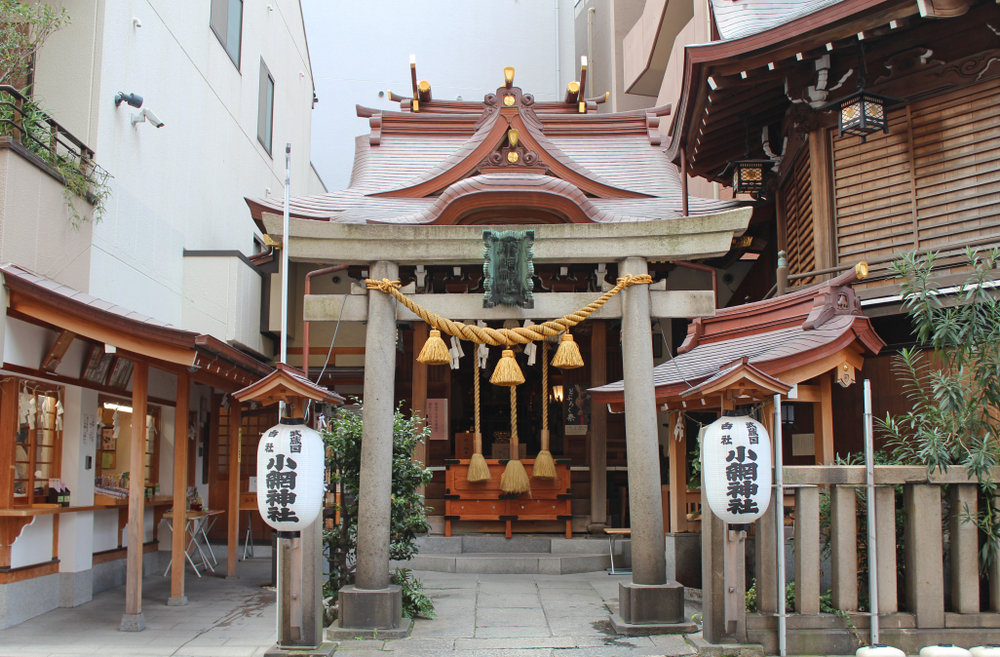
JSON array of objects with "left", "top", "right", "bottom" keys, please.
[{"left": 300, "top": 0, "right": 574, "bottom": 192}]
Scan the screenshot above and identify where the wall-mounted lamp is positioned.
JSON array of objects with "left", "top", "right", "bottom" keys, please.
[
  {"left": 552, "top": 385, "right": 564, "bottom": 403},
  {"left": 114, "top": 92, "right": 143, "bottom": 108},
  {"left": 131, "top": 107, "right": 164, "bottom": 128}
]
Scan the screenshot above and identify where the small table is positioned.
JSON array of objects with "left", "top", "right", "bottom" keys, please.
[
  {"left": 604, "top": 528, "right": 632, "bottom": 575},
  {"left": 162, "top": 509, "right": 224, "bottom": 577}
]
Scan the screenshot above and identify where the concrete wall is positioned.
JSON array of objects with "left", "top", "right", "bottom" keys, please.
[
  {"left": 0, "top": 147, "right": 94, "bottom": 288},
  {"left": 182, "top": 254, "right": 267, "bottom": 357},
  {"left": 33, "top": 0, "right": 317, "bottom": 332},
  {"left": 574, "top": 0, "right": 651, "bottom": 114}
]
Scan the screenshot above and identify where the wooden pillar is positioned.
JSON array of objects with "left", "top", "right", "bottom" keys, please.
[
  {"left": 121, "top": 360, "right": 148, "bottom": 632},
  {"left": 227, "top": 400, "right": 242, "bottom": 579},
  {"left": 589, "top": 320, "right": 608, "bottom": 530},
  {"left": 808, "top": 128, "right": 835, "bottom": 274},
  {"left": 813, "top": 374, "right": 834, "bottom": 464},
  {"left": 667, "top": 412, "right": 687, "bottom": 533},
  {"left": 0, "top": 379, "right": 18, "bottom": 569},
  {"left": 169, "top": 372, "right": 190, "bottom": 605},
  {"left": 412, "top": 322, "right": 428, "bottom": 478}
]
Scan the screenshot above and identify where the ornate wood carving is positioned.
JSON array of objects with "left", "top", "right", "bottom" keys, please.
[
  {"left": 874, "top": 48, "right": 1000, "bottom": 100},
  {"left": 873, "top": 47, "right": 945, "bottom": 86}
]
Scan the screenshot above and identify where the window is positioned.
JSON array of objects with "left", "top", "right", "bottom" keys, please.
[
  {"left": 11, "top": 381, "right": 63, "bottom": 504},
  {"left": 257, "top": 59, "right": 274, "bottom": 155},
  {"left": 210, "top": 0, "right": 242, "bottom": 68},
  {"left": 97, "top": 398, "right": 160, "bottom": 487}
]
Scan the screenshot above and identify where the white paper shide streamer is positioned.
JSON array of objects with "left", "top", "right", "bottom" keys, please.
[
  {"left": 256, "top": 420, "right": 325, "bottom": 533},
  {"left": 702, "top": 415, "right": 772, "bottom": 524}
]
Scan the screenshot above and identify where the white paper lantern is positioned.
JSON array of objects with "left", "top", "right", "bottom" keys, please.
[
  {"left": 256, "top": 419, "right": 325, "bottom": 535},
  {"left": 702, "top": 415, "right": 772, "bottom": 524}
]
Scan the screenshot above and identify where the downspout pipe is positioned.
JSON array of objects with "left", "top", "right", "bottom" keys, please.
[
  {"left": 302, "top": 264, "right": 349, "bottom": 380},
  {"left": 671, "top": 260, "right": 718, "bottom": 308}
]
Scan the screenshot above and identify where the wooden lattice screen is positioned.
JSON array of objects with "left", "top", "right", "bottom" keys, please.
[
  {"left": 781, "top": 151, "right": 816, "bottom": 285},
  {"left": 831, "top": 76, "right": 1000, "bottom": 289}
]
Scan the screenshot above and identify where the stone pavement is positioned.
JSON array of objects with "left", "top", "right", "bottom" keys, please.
[
  {"left": 339, "top": 570, "right": 701, "bottom": 657},
  {"left": 0, "top": 557, "right": 701, "bottom": 657}
]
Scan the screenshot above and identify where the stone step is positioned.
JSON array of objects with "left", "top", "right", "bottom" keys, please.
[
  {"left": 400, "top": 552, "right": 612, "bottom": 575},
  {"left": 413, "top": 534, "right": 620, "bottom": 555}
]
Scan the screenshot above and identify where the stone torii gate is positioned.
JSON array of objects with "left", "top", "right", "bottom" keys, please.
[{"left": 269, "top": 213, "right": 752, "bottom": 630}]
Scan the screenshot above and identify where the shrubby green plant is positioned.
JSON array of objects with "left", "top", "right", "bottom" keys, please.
[
  {"left": 0, "top": 2, "right": 109, "bottom": 226},
  {"left": 877, "top": 248, "right": 1000, "bottom": 572},
  {"left": 0, "top": 0, "right": 69, "bottom": 86},
  {"left": 323, "top": 401, "right": 434, "bottom": 620}
]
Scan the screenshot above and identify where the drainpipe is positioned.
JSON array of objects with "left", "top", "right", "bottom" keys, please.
[
  {"left": 587, "top": 7, "right": 595, "bottom": 98},
  {"left": 554, "top": 0, "right": 561, "bottom": 97},
  {"left": 302, "top": 264, "right": 349, "bottom": 380},
  {"left": 671, "top": 260, "right": 718, "bottom": 308}
]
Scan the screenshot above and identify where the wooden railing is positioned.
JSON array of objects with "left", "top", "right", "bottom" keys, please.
[
  {"left": 704, "top": 465, "right": 1000, "bottom": 654},
  {"left": 0, "top": 85, "right": 106, "bottom": 187}
]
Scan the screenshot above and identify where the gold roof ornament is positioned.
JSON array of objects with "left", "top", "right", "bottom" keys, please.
[
  {"left": 507, "top": 129, "right": 519, "bottom": 148},
  {"left": 504, "top": 66, "right": 515, "bottom": 88}
]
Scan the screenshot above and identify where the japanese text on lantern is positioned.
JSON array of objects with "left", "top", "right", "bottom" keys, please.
[
  {"left": 725, "top": 444, "right": 759, "bottom": 516},
  {"left": 263, "top": 432, "right": 299, "bottom": 524}
]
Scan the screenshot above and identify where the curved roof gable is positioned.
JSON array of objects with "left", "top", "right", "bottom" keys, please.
[{"left": 369, "top": 85, "right": 651, "bottom": 200}]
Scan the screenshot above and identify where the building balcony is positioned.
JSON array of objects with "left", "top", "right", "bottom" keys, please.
[{"left": 0, "top": 86, "right": 105, "bottom": 290}]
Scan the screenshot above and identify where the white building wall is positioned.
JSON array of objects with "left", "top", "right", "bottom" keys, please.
[{"left": 34, "top": 1, "right": 316, "bottom": 332}]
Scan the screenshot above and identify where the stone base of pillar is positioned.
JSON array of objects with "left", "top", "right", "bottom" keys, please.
[
  {"left": 262, "top": 641, "right": 337, "bottom": 657},
  {"left": 686, "top": 631, "right": 765, "bottom": 657},
  {"left": 327, "top": 618, "right": 413, "bottom": 641},
  {"left": 610, "top": 613, "right": 698, "bottom": 636},
  {"left": 119, "top": 612, "right": 146, "bottom": 632},
  {"left": 167, "top": 596, "right": 188, "bottom": 607},
  {"left": 617, "top": 581, "right": 685, "bottom": 625},
  {"left": 336, "top": 584, "right": 404, "bottom": 631},
  {"left": 587, "top": 523, "right": 608, "bottom": 535},
  {"left": 666, "top": 532, "right": 702, "bottom": 589}
]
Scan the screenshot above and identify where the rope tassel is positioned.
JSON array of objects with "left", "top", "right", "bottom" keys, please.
[
  {"left": 551, "top": 332, "right": 584, "bottom": 369},
  {"left": 490, "top": 349, "right": 524, "bottom": 387},
  {"left": 467, "top": 366, "right": 490, "bottom": 483},
  {"left": 500, "top": 385, "right": 530, "bottom": 494},
  {"left": 533, "top": 342, "right": 557, "bottom": 480},
  {"left": 418, "top": 329, "right": 451, "bottom": 366}
]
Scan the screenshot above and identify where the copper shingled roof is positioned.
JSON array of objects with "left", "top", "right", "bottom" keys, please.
[
  {"left": 245, "top": 81, "right": 740, "bottom": 230},
  {"left": 590, "top": 269, "right": 884, "bottom": 405}
]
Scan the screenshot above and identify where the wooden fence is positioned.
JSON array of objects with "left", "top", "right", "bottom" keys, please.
[{"left": 703, "top": 465, "right": 1000, "bottom": 654}]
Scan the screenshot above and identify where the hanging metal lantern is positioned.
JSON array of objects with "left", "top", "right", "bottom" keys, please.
[
  {"left": 822, "top": 41, "right": 903, "bottom": 143},
  {"left": 722, "top": 113, "right": 775, "bottom": 200},
  {"left": 728, "top": 158, "right": 773, "bottom": 196},
  {"left": 827, "top": 89, "right": 891, "bottom": 142},
  {"left": 702, "top": 414, "right": 772, "bottom": 525},
  {"left": 256, "top": 418, "right": 325, "bottom": 536}
]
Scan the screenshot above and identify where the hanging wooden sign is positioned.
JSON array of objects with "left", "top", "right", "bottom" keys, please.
[
  {"left": 426, "top": 398, "right": 449, "bottom": 441},
  {"left": 483, "top": 229, "right": 534, "bottom": 308}
]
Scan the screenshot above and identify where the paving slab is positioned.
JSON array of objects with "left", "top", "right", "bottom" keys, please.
[{"left": 0, "top": 555, "right": 706, "bottom": 657}]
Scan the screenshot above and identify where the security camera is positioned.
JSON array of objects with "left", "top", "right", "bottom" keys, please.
[
  {"left": 131, "top": 108, "right": 164, "bottom": 128},
  {"left": 114, "top": 92, "right": 143, "bottom": 108}
]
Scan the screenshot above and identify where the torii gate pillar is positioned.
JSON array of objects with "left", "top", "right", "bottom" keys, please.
[{"left": 614, "top": 256, "right": 688, "bottom": 632}]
